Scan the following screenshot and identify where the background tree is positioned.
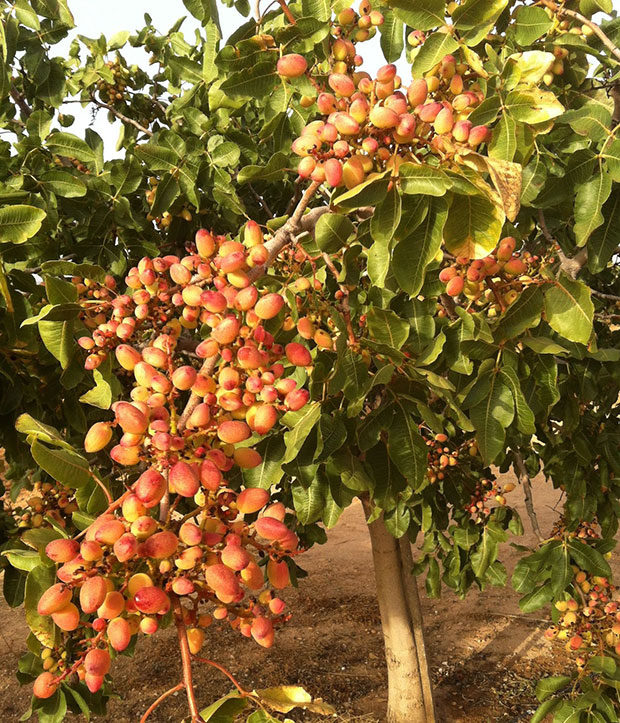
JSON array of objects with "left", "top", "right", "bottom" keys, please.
[{"left": 0, "top": 0, "right": 620, "bottom": 722}]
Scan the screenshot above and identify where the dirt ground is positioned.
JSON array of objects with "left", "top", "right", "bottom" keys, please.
[{"left": 0, "top": 472, "right": 600, "bottom": 723}]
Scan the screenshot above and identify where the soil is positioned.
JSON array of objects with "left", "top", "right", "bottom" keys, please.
[{"left": 0, "top": 472, "right": 605, "bottom": 723}]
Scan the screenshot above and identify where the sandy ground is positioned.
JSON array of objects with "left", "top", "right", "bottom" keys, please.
[{"left": 0, "top": 472, "right": 597, "bottom": 723}]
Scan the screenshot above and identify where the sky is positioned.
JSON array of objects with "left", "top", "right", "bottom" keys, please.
[{"left": 58, "top": 1, "right": 392, "bottom": 157}]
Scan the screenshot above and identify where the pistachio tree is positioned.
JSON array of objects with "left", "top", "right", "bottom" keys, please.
[{"left": 1, "top": 0, "right": 620, "bottom": 722}]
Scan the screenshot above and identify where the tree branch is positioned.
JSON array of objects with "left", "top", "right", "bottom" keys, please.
[
  {"left": 539, "top": 0, "right": 620, "bottom": 64},
  {"left": 89, "top": 96, "right": 154, "bottom": 137},
  {"left": 10, "top": 83, "right": 32, "bottom": 119},
  {"left": 513, "top": 451, "right": 544, "bottom": 542},
  {"left": 177, "top": 356, "right": 218, "bottom": 433},
  {"left": 247, "top": 181, "right": 323, "bottom": 282},
  {"left": 591, "top": 288, "right": 620, "bottom": 302},
  {"left": 173, "top": 595, "right": 204, "bottom": 723},
  {"left": 276, "top": 0, "right": 297, "bottom": 24},
  {"left": 537, "top": 209, "right": 588, "bottom": 278}
]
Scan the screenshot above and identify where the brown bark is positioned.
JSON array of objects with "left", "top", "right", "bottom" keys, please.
[
  {"left": 364, "top": 503, "right": 435, "bottom": 723},
  {"left": 399, "top": 537, "right": 436, "bottom": 721}
]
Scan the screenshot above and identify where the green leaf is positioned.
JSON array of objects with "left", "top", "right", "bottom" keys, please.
[
  {"left": 25, "top": 564, "right": 58, "bottom": 648},
  {"left": 243, "top": 437, "right": 285, "bottom": 489},
  {"left": 134, "top": 143, "right": 178, "bottom": 171},
  {"left": 367, "top": 307, "right": 410, "bottom": 350},
  {"left": 0, "top": 205, "right": 47, "bottom": 244},
  {"left": 315, "top": 213, "right": 354, "bottom": 253},
  {"left": 573, "top": 166, "right": 612, "bottom": 247},
  {"left": 150, "top": 173, "right": 180, "bottom": 218},
  {"left": 370, "top": 186, "right": 402, "bottom": 246},
  {"left": 2, "top": 549, "right": 42, "bottom": 572},
  {"left": 40, "top": 171, "right": 87, "bottom": 198},
  {"left": 513, "top": 6, "right": 553, "bottom": 44},
  {"left": 168, "top": 56, "right": 204, "bottom": 84},
  {"left": 505, "top": 89, "right": 565, "bottom": 124},
  {"left": 301, "top": 0, "right": 329, "bottom": 21},
  {"left": 519, "top": 582, "right": 553, "bottom": 613},
  {"left": 282, "top": 403, "right": 321, "bottom": 464},
  {"left": 379, "top": 12, "right": 404, "bottom": 63},
  {"left": 292, "top": 476, "right": 327, "bottom": 525},
  {"left": 22, "top": 303, "right": 80, "bottom": 326},
  {"left": 39, "top": 319, "right": 74, "bottom": 368},
  {"left": 333, "top": 173, "right": 390, "bottom": 210},
  {"left": 220, "top": 61, "right": 277, "bottom": 100},
  {"left": 443, "top": 194, "right": 505, "bottom": 259},
  {"left": 45, "top": 276, "right": 77, "bottom": 305},
  {"left": 398, "top": 163, "right": 453, "bottom": 197},
  {"left": 563, "top": 103, "right": 612, "bottom": 143},
  {"left": 471, "top": 528, "right": 498, "bottom": 578},
  {"left": 587, "top": 190, "right": 620, "bottom": 273},
  {"left": 391, "top": 0, "right": 446, "bottom": 30},
  {"left": 211, "top": 142, "right": 240, "bottom": 168},
  {"left": 387, "top": 403, "right": 428, "bottom": 490},
  {"left": 79, "top": 367, "right": 114, "bottom": 409},
  {"left": 237, "top": 152, "right": 289, "bottom": 185},
  {"left": 495, "top": 286, "right": 543, "bottom": 340},
  {"left": 567, "top": 540, "right": 612, "bottom": 577},
  {"left": 536, "top": 676, "right": 572, "bottom": 702},
  {"left": 199, "top": 693, "right": 247, "bottom": 722},
  {"left": 30, "top": 439, "right": 91, "bottom": 488},
  {"left": 488, "top": 112, "right": 517, "bottom": 162},
  {"left": 531, "top": 699, "right": 562, "bottom": 723},
  {"left": 544, "top": 275, "right": 594, "bottom": 346},
  {"left": 411, "top": 32, "right": 459, "bottom": 76},
  {"left": 45, "top": 132, "right": 96, "bottom": 163},
  {"left": 393, "top": 197, "right": 448, "bottom": 296},
  {"left": 470, "top": 373, "right": 514, "bottom": 464},
  {"left": 499, "top": 366, "right": 535, "bottom": 435},
  {"left": 453, "top": 0, "right": 509, "bottom": 44},
  {"left": 107, "top": 29, "right": 130, "bottom": 49},
  {"left": 549, "top": 545, "right": 572, "bottom": 597},
  {"left": 454, "top": 527, "right": 480, "bottom": 549},
  {"left": 521, "top": 337, "right": 569, "bottom": 355},
  {"left": 15, "top": 0, "right": 41, "bottom": 29},
  {"left": 15, "top": 415, "right": 73, "bottom": 449}
]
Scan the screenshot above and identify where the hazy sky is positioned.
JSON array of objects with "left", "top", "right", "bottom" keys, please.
[{"left": 60, "top": 1, "right": 391, "bottom": 156}]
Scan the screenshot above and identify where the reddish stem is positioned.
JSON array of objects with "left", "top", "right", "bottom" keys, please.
[
  {"left": 172, "top": 595, "right": 205, "bottom": 722},
  {"left": 89, "top": 470, "right": 113, "bottom": 506},
  {"left": 192, "top": 656, "right": 252, "bottom": 697},
  {"left": 140, "top": 682, "right": 184, "bottom": 723},
  {"left": 277, "top": 0, "right": 296, "bottom": 24}
]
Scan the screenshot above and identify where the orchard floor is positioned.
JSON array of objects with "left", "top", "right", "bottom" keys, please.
[{"left": 0, "top": 473, "right": 605, "bottom": 723}]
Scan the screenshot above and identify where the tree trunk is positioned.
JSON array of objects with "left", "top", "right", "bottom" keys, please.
[{"left": 364, "top": 505, "right": 436, "bottom": 723}]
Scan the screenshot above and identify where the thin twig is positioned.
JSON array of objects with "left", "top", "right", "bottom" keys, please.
[
  {"left": 513, "top": 451, "right": 544, "bottom": 542},
  {"left": 322, "top": 253, "right": 356, "bottom": 345},
  {"left": 89, "top": 96, "right": 153, "bottom": 137},
  {"left": 89, "top": 471, "right": 113, "bottom": 506},
  {"left": 140, "top": 682, "right": 184, "bottom": 723},
  {"left": 248, "top": 183, "right": 275, "bottom": 218},
  {"left": 539, "top": 0, "right": 620, "bottom": 64},
  {"left": 192, "top": 657, "right": 252, "bottom": 696}
]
